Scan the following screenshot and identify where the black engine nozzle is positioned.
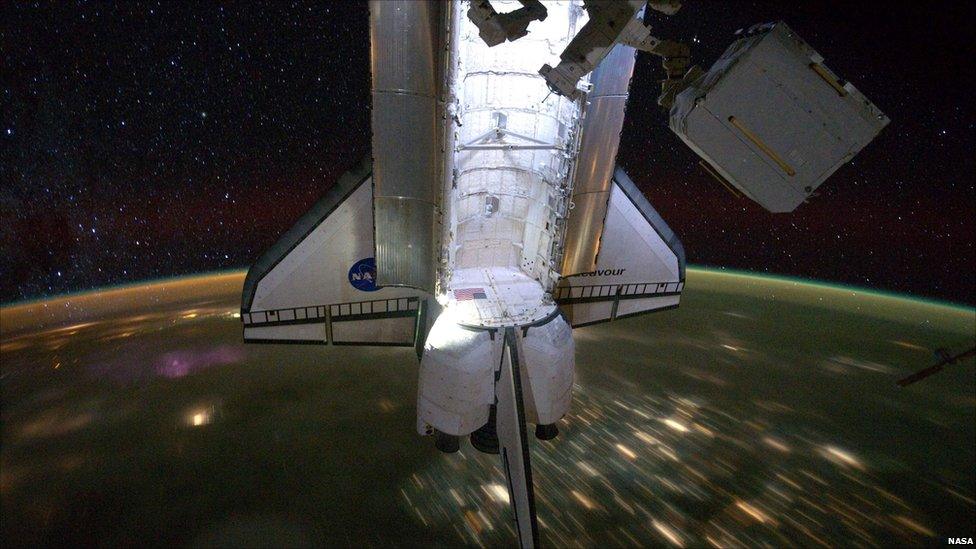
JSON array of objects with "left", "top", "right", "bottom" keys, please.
[
  {"left": 435, "top": 431, "right": 460, "bottom": 453},
  {"left": 470, "top": 405, "right": 500, "bottom": 454},
  {"left": 535, "top": 423, "right": 559, "bottom": 440}
]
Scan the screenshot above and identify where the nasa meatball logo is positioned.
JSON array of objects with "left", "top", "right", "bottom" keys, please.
[{"left": 348, "top": 257, "right": 378, "bottom": 292}]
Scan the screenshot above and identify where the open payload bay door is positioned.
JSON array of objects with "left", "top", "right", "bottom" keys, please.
[
  {"left": 241, "top": 158, "right": 433, "bottom": 352},
  {"left": 556, "top": 168, "right": 685, "bottom": 328}
]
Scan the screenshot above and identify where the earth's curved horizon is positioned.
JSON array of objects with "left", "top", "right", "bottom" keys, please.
[
  {"left": 2, "top": 267, "right": 972, "bottom": 333},
  {"left": 2, "top": 268, "right": 974, "bottom": 547}
]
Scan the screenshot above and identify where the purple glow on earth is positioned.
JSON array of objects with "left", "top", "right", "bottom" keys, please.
[
  {"left": 155, "top": 346, "right": 243, "bottom": 379},
  {"left": 89, "top": 345, "right": 244, "bottom": 383}
]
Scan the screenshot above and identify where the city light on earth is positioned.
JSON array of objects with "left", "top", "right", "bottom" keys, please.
[{"left": 186, "top": 407, "right": 213, "bottom": 428}]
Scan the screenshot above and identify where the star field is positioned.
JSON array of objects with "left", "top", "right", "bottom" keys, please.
[{"left": 1, "top": 1, "right": 973, "bottom": 304}]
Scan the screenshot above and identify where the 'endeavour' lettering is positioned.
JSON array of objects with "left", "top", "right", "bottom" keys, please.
[{"left": 571, "top": 268, "right": 626, "bottom": 278}]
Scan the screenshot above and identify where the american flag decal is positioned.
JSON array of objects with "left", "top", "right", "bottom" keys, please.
[{"left": 454, "top": 287, "right": 487, "bottom": 301}]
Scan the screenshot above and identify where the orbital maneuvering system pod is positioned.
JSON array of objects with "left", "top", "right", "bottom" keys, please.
[{"left": 240, "top": 2, "right": 887, "bottom": 546}]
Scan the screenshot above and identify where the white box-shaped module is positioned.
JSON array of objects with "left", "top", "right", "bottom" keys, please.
[{"left": 670, "top": 22, "right": 889, "bottom": 212}]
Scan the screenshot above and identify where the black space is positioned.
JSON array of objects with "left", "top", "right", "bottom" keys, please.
[{"left": 2, "top": 1, "right": 974, "bottom": 304}]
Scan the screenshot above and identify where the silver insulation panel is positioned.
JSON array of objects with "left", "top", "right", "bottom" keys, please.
[
  {"left": 369, "top": 0, "right": 442, "bottom": 292},
  {"left": 561, "top": 43, "right": 637, "bottom": 276}
]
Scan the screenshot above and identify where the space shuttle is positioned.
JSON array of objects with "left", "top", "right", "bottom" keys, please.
[{"left": 240, "top": 1, "right": 888, "bottom": 546}]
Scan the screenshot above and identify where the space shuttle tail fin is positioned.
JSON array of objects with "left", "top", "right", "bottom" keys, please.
[
  {"left": 557, "top": 167, "right": 684, "bottom": 327},
  {"left": 240, "top": 158, "right": 430, "bottom": 347},
  {"left": 497, "top": 328, "right": 539, "bottom": 549}
]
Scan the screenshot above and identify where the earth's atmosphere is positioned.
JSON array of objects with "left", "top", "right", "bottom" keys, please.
[{"left": 1, "top": 268, "right": 974, "bottom": 547}]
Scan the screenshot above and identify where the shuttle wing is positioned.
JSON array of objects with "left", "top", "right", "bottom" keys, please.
[
  {"left": 240, "top": 158, "right": 433, "bottom": 353},
  {"left": 556, "top": 167, "right": 685, "bottom": 327}
]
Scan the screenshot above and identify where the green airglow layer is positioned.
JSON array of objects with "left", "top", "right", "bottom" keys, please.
[{"left": 1, "top": 266, "right": 972, "bottom": 313}]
